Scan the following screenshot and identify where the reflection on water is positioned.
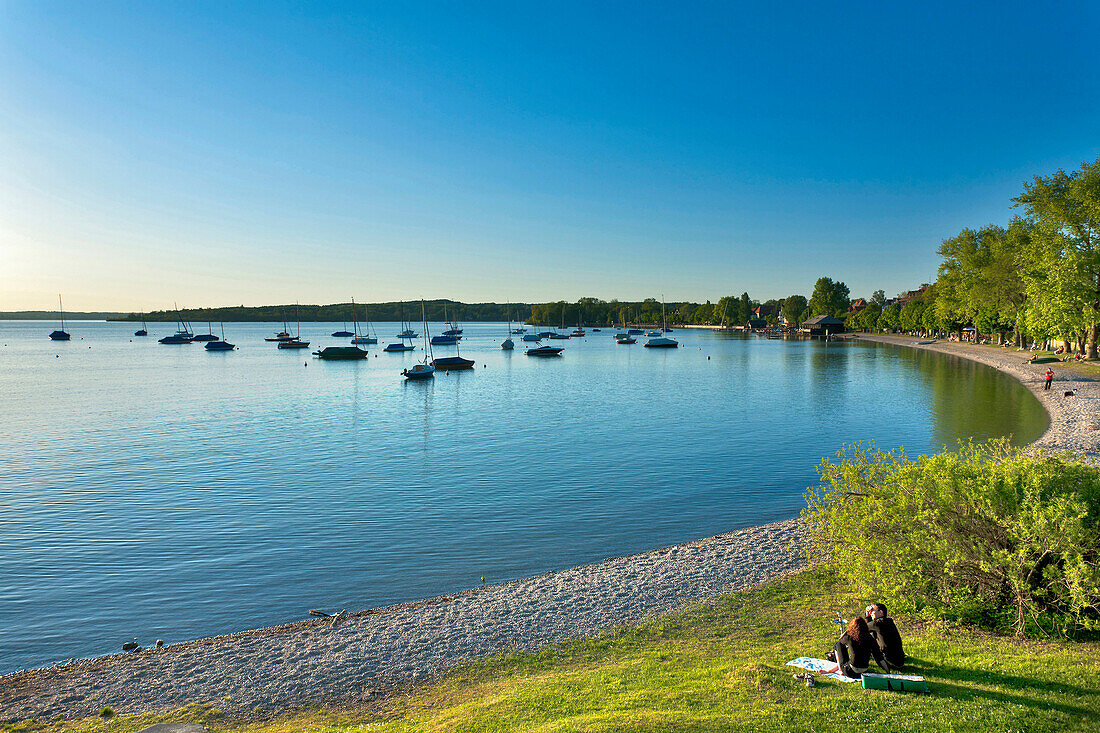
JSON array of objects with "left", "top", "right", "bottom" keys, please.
[{"left": 0, "top": 323, "right": 1045, "bottom": 672}]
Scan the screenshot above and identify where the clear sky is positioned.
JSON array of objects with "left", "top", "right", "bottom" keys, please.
[{"left": 2, "top": 2, "right": 1098, "bottom": 311}]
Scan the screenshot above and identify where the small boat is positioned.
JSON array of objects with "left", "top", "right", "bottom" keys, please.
[
  {"left": 265, "top": 312, "right": 295, "bottom": 342},
  {"left": 134, "top": 312, "right": 148, "bottom": 337},
  {"left": 522, "top": 333, "right": 542, "bottom": 342},
  {"left": 384, "top": 342, "right": 415, "bottom": 352},
  {"left": 614, "top": 332, "right": 628, "bottom": 339},
  {"left": 646, "top": 330, "right": 661, "bottom": 337},
  {"left": 644, "top": 297, "right": 679, "bottom": 348},
  {"left": 440, "top": 305, "right": 463, "bottom": 337},
  {"left": 350, "top": 299, "right": 377, "bottom": 344},
  {"left": 502, "top": 318, "right": 514, "bottom": 350},
  {"left": 616, "top": 336, "right": 637, "bottom": 344},
  {"left": 404, "top": 301, "right": 435, "bottom": 380},
  {"left": 571, "top": 329, "right": 585, "bottom": 337},
  {"left": 314, "top": 346, "right": 367, "bottom": 359},
  {"left": 49, "top": 295, "right": 71, "bottom": 341},
  {"left": 277, "top": 302, "right": 309, "bottom": 348},
  {"left": 397, "top": 328, "right": 418, "bottom": 339},
  {"left": 432, "top": 355, "right": 475, "bottom": 370},
  {"left": 403, "top": 362, "right": 436, "bottom": 379},
  {"left": 430, "top": 320, "right": 474, "bottom": 370},
  {"left": 192, "top": 321, "right": 218, "bottom": 342},
  {"left": 662, "top": 328, "right": 673, "bottom": 333},
  {"left": 537, "top": 331, "right": 555, "bottom": 338},
  {"left": 628, "top": 328, "right": 644, "bottom": 335},
  {"left": 510, "top": 327, "right": 528, "bottom": 334},
  {"left": 548, "top": 331, "right": 570, "bottom": 339},
  {"left": 331, "top": 309, "right": 354, "bottom": 337},
  {"left": 205, "top": 323, "right": 235, "bottom": 351},
  {"left": 160, "top": 305, "right": 194, "bottom": 344},
  {"left": 526, "top": 345, "right": 563, "bottom": 357},
  {"left": 430, "top": 334, "right": 458, "bottom": 345},
  {"left": 265, "top": 330, "right": 294, "bottom": 342},
  {"left": 592, "top": 328, "right": 601, "bottom": 332}
]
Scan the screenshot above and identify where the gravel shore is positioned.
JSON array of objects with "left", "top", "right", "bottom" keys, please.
[
  {"left": 6, "top": 334, "right": 1093, "bottom": 723},
  {"left": 0, "top": 519, "right": 807, "bottom": 722},
  {"left": 854, "top": 334, "right": 1099, "bottom": 461}
]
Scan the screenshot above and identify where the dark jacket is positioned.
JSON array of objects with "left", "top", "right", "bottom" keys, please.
[
  {"left": 833, "top": 630, "right": 890, "bottom": 678},
  {"left": 868, "top": 617, "right": 905, "bottom": 669}
]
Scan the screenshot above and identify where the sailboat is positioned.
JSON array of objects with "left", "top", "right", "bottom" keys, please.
[
  {"left": 441, "top": 305, "right": 463, "bottom": 337},
  {"left": 548, "top": 305, "right": 569, "bottom": 339},
  {"left": 502, "top": 318, "right": 514, "bottom": 350},
  {"left": 205, "top": 323, "right": 235, "bottom": 351},
  {"left": 265, "top": 310, "right": 295, "bottom": 342},
  {"left": 644, "top": 297, "right": 679, "bottom": 348},
  {"left": 431, "top": 309, "right": 474, "bottom": 370},
  {"left": 331, "top": 305, "right": 354, "bottom": 337},
  {"left": 403, "top": 301, "right": 436, "bottom": 379},
  {"left": 386, "top": 308, "right": 416, "bottom": 349},
  {"left": 350, "top": 299, "right": 377, "bottom": 344},
  {"left": 159, "top": 304, "right": 195, "bottom": 344},
  {"left": 191, "top": 320, "right": 218, "bottom": 342},
  {"left": 278, "top": 303, "right": 310, "bottom": 349},
  {"left": 397, "top": 304, "right": 418, "bottom": 339},
  {"left": 49, "top": 295, "right": 70, "bottom": 340},
  {"left": 431, "top": 304, "right": 459, "bottom": 344},
  {"left": 316, "top": 304, "right": 368, "bottom": 359},
  {"left": 134, "top": 312, "right": 148, "bottom": 337}
]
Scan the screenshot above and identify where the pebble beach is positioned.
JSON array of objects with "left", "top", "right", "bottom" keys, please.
[{"left": 4, "top": 334, "right": 1097, "bottom": 723}]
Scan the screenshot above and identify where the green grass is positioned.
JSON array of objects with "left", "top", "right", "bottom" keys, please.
[{"left": 7, "top": 568, "right": 1100, "bottom": 733}]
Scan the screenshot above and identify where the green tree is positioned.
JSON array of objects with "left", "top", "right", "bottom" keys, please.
[
  {"left": 1013, "top": 158, "right": 1100, "bottom": 358},
  {"left": 781, "top": 295, "right": 808, "bottom": 326},
  {"left": 808, "top": 277, "right": 851, "bottom": 317},
  {"left": 872, "top": 289, "right": 886, "bottom": 309}
]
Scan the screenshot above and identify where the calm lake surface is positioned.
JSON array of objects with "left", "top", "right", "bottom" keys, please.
[{"left": 0, "top": 320, "right": 1046, "bottom": 673}]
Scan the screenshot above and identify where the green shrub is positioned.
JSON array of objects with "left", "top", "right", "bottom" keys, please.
[{"left": 803, "top": 440, "right": 1100, "bottom": 635}]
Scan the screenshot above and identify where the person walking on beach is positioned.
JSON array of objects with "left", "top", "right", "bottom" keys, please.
[{"left": 1045, "top": 368, "right": 1054, "bottom": 390}]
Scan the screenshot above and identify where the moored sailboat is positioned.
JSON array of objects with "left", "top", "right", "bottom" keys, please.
[
  {"left": 49, "top": 295, "right": 70, "bottom": 341},
  {"left": 403, "top": 301, "right": 435, "bottom": 379}
]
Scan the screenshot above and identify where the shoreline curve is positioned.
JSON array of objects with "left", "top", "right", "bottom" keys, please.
[{"left": 5, "top": 334, "right": 1096, "bottom": 722}]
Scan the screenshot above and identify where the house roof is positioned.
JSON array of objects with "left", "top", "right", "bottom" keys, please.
[{"left": 802, "top": 315, "right": 845, "bottom": 326}]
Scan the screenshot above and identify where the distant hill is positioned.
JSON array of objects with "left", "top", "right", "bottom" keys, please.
[{"left": 0, "top": 311, "right": 126, "bottom": 320}]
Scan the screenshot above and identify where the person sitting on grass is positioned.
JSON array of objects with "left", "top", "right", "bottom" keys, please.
[
  {"left": 821, "top": 616, "right": 890, "bottom": 679},
  {"left": 865, "top": 602, "right": 905, "bottom": 670}
]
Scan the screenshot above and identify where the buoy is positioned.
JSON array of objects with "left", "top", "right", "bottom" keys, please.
[{"left": 156, "top": 639, "right": 164, "bottom": 648}]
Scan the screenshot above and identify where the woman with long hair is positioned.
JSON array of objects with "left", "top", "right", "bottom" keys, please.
[{"left": 822, "top": 616, "right": 891, "bottom": 679}]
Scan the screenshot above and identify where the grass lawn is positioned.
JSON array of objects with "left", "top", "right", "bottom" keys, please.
[{"left": 6, "top": 567, "right": 1099, "bottom": 733}]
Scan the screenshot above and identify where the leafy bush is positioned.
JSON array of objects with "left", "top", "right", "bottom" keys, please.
[{"left": 803, "top": 440, "right": 1100, "bottom": 635}]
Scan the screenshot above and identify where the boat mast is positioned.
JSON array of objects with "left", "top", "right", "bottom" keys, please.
[
  {"left": 422, "top": 299, "right": 433, "bottom": 363},
  {"left": 58, "top": 294, "right": 65, "bottom": 331}
]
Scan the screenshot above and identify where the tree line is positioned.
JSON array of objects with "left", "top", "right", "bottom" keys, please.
[{"left": 845, "top": 156, "right": 1100, "bottom": 358}]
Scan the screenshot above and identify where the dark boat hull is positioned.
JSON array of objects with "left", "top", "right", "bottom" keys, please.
[
  {"left": 204, "top": 341, "right": 235, "bottom": 351},
  {"left": 432, "top": 356, "right": 474, "bottom": 370},
  {"left": 526, "top": 347, "right": 563, "bottom": 357},
  {"left": 49, "top": 331, "right": 70, "bottom": 341},
  {"left": 314, "top": 346, "right": 367, "bottom": 359}
]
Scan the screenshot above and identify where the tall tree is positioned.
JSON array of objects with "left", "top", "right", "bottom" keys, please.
[
  {"left": 808, "top": 277, "right": 851, "bottom": 317},
  {"left": 782, "top": 295, "right": 808, "bottom": 326},
  {"left": 1013, "top": 158, "right": 1100, "bottom": 358}
]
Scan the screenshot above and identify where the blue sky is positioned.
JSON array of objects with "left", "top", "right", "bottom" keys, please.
[{"left": 2, "top": 1, "right": 1098, "bottom": 310}]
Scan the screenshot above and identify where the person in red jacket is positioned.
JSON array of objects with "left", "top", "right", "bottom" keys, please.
[{"left": 1045, "top": 368, "right": 1054, "bottom": 390}]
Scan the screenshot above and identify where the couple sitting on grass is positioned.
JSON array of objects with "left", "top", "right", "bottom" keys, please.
[{"left": 821, "top": 603, "right": 905, "bottom": 679}]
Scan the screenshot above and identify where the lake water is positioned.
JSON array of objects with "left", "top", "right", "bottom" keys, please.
[{"left": 0, "top": 320, "right": 1047, "bottom": 673}]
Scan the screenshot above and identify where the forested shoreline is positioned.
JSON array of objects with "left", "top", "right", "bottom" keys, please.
[{"left": 89, "top": 157, "right": 1100, "bottom": 357}]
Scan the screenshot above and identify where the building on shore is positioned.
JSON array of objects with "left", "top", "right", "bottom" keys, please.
[{"left": 800, "top": 315, "right": 846, "bottom": 336}]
